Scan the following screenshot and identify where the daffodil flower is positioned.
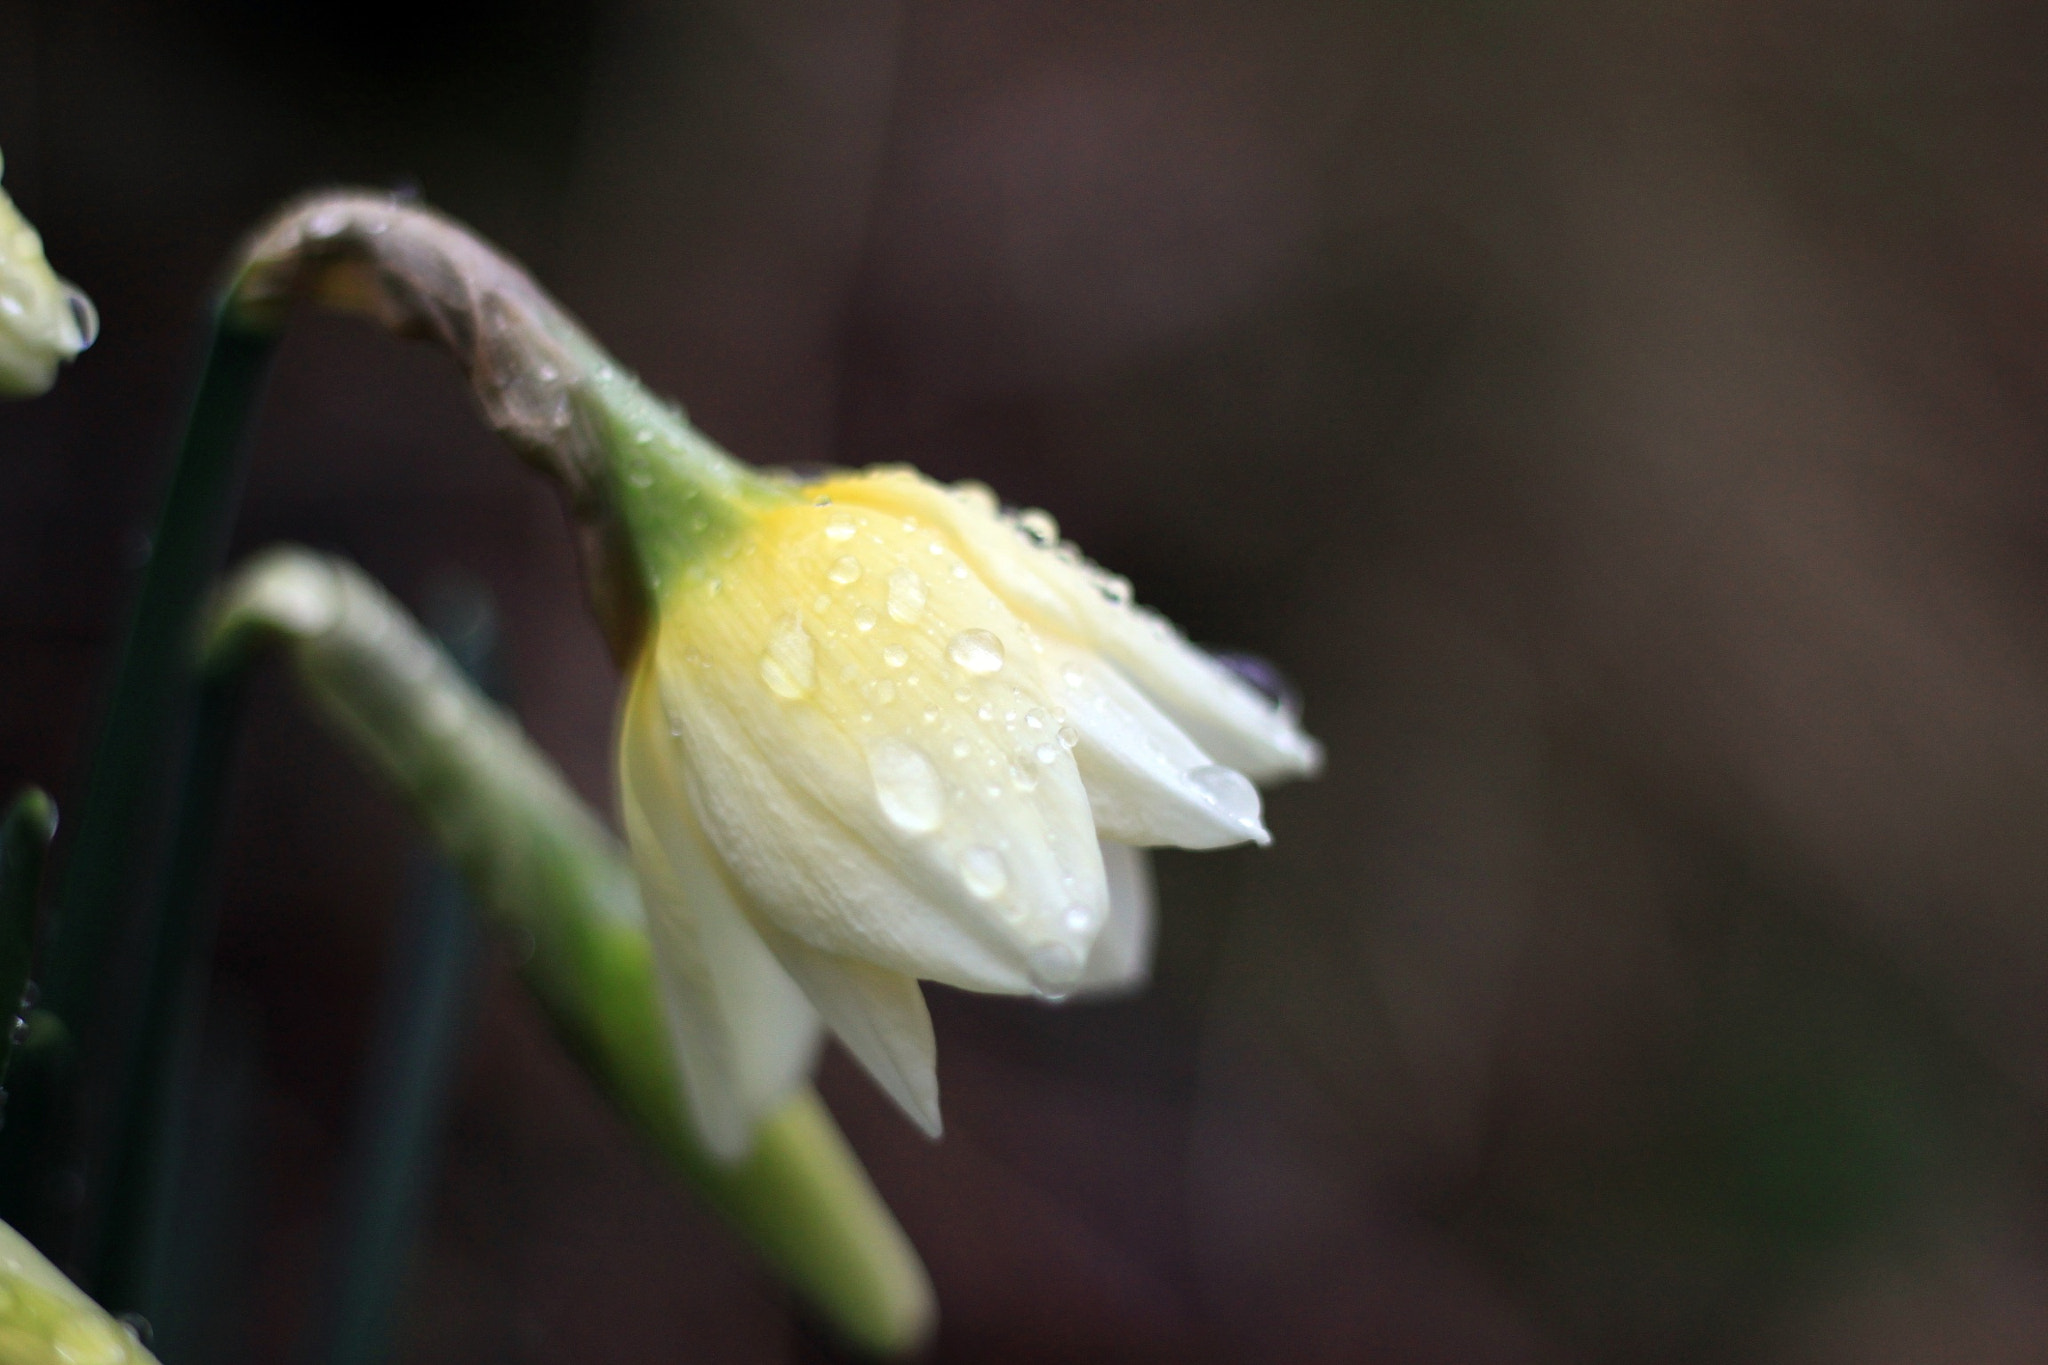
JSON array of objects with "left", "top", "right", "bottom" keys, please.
[
  {"left": 224, "top": 192, "right": 1322, "bottom": 1161},
  {"left": 619, "top": 464, "right": 1322, "bottom": 1155},
  {"left": 0, "top": 151, "right": 95, "bottom": 398}
]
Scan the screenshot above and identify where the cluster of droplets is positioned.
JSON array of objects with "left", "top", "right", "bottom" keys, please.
[
  {"left": 946, "top": 482, "right": 1135, "bottom": 608},
  {"left": 697, "top": 501, "right": 1105, "bottom": 992}
]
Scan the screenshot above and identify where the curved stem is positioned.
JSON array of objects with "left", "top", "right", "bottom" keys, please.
[
  {"left": 210, "top": 548, "right": 934, "bottom": 1356},
  {"left": 226, "top": 192, "right": 794, "bottom": 661}
]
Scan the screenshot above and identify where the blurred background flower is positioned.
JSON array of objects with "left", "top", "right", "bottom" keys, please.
[
  {"left": 6, "top": 0, "right": 2048, "bottom": 1362},
  {"left": 0, "top": 148, "right": 93, "bottom": 398}
]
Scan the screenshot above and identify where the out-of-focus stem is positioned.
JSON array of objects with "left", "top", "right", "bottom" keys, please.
[
  {"left": 89, "top": 668, "right": 246, "bottom": 1324},
  {"left": 0, "top": 788, "right": 56, "bottom": 1082},
  {"left": 42, "top": 322, "right": 275, "bottom": 1117},
  {"left": 311, "top": 582, "right": 491, "bottom": 1365},
  {"left": 210, "top": 547, "right": 934, "bottom": 1357}
]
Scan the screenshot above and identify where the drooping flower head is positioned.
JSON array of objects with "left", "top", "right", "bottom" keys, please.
[
  {"left": 620, "top": 463, "right": 1321, "bottom": 1156},
  {"left": 224, "top": 192, "right": 1321, "bottom": 1161}
]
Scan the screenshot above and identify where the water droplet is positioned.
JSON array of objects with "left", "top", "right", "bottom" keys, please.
[
  {"left": 960, "top": 847, "right": 1008, "bottom": 899},
  {"left": 1029, "top": 942, "right": 1084, "bottom": 996},
  {"left": 759, "top": 616, "right": 816, "bottom": 699},
  {"left": 1025, "top": 710, "right": 1046, "bottom": 730},
  {"left": 1188, "top": 765, "right": 1261, "bottom": 825},
  {"left": 951, "top": 563, "right": 970, "bottom": 579},
  {"left": 954, "top": 481, "right": 998, "bottom": 514},
  {"left": 1058, "top": 724, "right": 1080, "bottom": 748},
  {"left": 977, "top": 703, "right": 995, "bottom": 721},
  {"left": 1061, "top": 664, "right": 1086, "bottom": 689},
  {"left": 1009, "top": 762, "right": 1038, "bottom": 792},
  {"left": 634, "top": 428, "right": 655, "bottom": 445},
  {"left": 1063, "top": 903, "right": 1102, "bottom": 934},
  {"left": 65, "top": 288, "right": 97, "bottom": 349},
  {"left": 1034, "top": 743, "right": 1059, "bottom": 765},
  {"left": 828, "top": 556, "right": 862, "bottom": 585},
  {"left": 887, "top": 569, "right": 926, "bottom": 623},
  {"left": 854, "top": 607, "right": 877, "bottom": 632},
  {"left": 0, "top": 293, "right": 21, "bottom": 318},
  {"left": 951, "top": 738, "right": 973, "bottom": 758},
  {"left": 1017, "top": 508, "right": 1059, "bottom": 546},
  {"left": 928, "top": 541, "right": 946, "bottom": 556},
  {"left": 869, "top": 740, "right": 944, "bottom": 833},
  {"left": 948, "top": 629, "right": 1005, "bottom": 674},
  {"left": 826, "top": 518, "right": 857, "bottom": 541},
  {"left": 1209, "top": 650, "right": 1304, "bottom": 718},
  {"left": 882, "top": 644, "right": 909, "bottom": 668},
  {"left": 1098, "top": 574, "right": 1133, "bottom": 605}
]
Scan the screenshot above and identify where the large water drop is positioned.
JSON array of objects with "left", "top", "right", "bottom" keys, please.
[
  {"left": 1028, "top": 941, "right": 1084, "bottom": 997},
  {"left": 960, "top": 846, "right": 1008, "bottom": 900},
  {"left": 828, "top": 556, "right": 862, "bottom": 585},
  {"left": 869, "top": 740, "right": 944, "bottom": 833},
  {"left": 948, "top": 629, "right": 1005, "bottom": 675},
  {"left": 759, "top": 616, "right": 816, "bottom": 699}
]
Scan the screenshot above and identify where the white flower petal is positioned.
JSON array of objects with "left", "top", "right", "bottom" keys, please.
[
  {"left": 659, "top": 647, "right": 1107, "bottom": 998},
  {"left": 621, "top": 668, "right": 823, "bottom": 1161},
  {"left": 756, "top": 919, "right": 942, "bottom": 1138},
  {"left": 827, "top": 470, "right": 1321, "bottom": 783},
  {"left": 1078, "top": 842, "right": 1155, "bottom": 996},
  {"left": 1042, "top": 641, "right": 1269, "bottom": 849},
  {"left": 1061, "top": 601, "right": 1322, "bottom": 784}
]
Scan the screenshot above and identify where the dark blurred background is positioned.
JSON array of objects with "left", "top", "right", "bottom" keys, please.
[{"left": 7, "top": 0, "right": 2048, "bottom": 1360}]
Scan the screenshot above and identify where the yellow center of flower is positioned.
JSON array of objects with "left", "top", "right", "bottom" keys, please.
[{"left": 648, "top": 479, "right": 1105, "bottom": 982}]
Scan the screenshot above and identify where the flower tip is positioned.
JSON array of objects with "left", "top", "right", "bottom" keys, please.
[{"left": 1027, "top": 940, "right": 1088, "bottom": 999}]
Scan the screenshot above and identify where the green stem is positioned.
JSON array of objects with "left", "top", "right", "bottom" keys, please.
[
  {"left": 2, "top": 319, "right": 276, "bottom": 1260},
  {"left": 89, "top": 668, "right": 247, "bottom": 1327},
  {"left": 46, "top": 322, "right": 276, "bottom": 1036},
  {"left": 0, "top": 787, "right": 57, "bottom": 1082},
  {"left": 211, "top": 548, "right": 934, "bottom": 1355},
  {"left": 225, "top": 191, "right": 795, "bottom": 659},
  {"left": 311, "top": 584, "right": 492, "bottom": 1365}
]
